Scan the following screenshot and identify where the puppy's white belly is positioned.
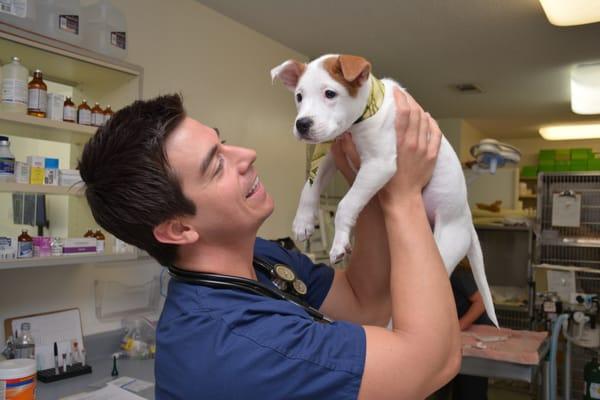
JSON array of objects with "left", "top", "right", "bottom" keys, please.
[{"left": 423, "top": 136, "right": 468, "bottom": 223}]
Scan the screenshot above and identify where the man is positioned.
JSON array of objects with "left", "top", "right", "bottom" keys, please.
[{"left": 79, "top": 89, "right": 461, "bottom": 399}]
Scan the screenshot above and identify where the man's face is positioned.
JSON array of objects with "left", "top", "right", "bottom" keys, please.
[{"left": 165, "top": 117, "right": 274, "bottom": 244}]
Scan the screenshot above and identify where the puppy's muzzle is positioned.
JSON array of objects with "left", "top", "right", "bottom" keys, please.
[{"left": 295, "top": 117, "right": 313, "bottom": 137}]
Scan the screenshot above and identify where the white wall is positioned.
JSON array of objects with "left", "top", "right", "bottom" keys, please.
[{"left": 0, "top": 0, "right": 307, "bottom": 344}]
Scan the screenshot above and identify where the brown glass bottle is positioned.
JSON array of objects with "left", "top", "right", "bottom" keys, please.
[
  {"left": 83, "top": 228, "right": 95, "bottom": 238},
  {"left": 77, "top": 100, "right": 92, "bottom": 126},
  {"left": 27, "top": 69, "right": 47, "bottom": 118},
  {"left": 17, "top": 229, "right": 33, "bottom": 258},
  {"left": 63, "top": 96, "right": 76, "bottom": 122},
  {"left": 91, "top": 102, "right": 104, "bottom": 127},
  {"left": 94, "top": 229, "right": 105, "bottom": 253},
  {"left": 103, "top": 105, "right": 114, "bottom": 124}
]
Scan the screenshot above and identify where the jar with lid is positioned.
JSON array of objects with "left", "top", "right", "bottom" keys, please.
[
  {"left": 0, "top": 135, "right": 15, "bottom": 181},
  {"left": 91, "top": 102, "right": 104, "bottom": 126},
  {"left": 77, "top": 100, "right": 92, "bottom": 125},
  {"left": 27, "top": 69, "right": 47, "bottom": 118},
  {"left": 0, "top": 56, "right": 28, "bottom": 113},
  {"left": 63, "top": 96, "right": 76, "bottom": 122}
]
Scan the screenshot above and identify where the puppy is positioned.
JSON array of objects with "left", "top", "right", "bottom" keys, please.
[{"left": 271, "top": 54, "right": 497, "bottom": 326}]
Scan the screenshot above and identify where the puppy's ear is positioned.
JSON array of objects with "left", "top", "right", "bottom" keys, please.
[
  {"left": 339, "top": 55, "right": 371, "bottom": 84},
  {"left": 270, "top": 59, "right": 306, "bottom": 91}
]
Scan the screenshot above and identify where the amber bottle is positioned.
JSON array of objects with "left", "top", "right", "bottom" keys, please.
[
  {"left": 63, "top": 96, "right": 76, "bottom": 122},
  {"left": 27, "top": 69, "right": 47, "bottom": 118},
  {"left": 77, "top": 100, "right": 92, "bottom": 125}
]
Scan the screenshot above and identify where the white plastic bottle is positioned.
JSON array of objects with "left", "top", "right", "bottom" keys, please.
[
  {"left": 34, "top": 0, "right": 82, "bottom": 46},
  {"left": 82, "top": 0, "right": 127, "bottom": 59},
  {"left": 14, "top": 322, "right": 35, "bottom": 359},
  {"left": 1, "top": 57, "right": 29, "bottom": 113}
]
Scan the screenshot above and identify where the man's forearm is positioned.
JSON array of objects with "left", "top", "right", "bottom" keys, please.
[{"left": 345, "top": 197, "right": 391, "bottom": 325}]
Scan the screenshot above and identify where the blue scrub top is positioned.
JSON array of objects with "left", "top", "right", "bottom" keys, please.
[{"left": 155, "top": 237, "right": 366, "bottom": 399}]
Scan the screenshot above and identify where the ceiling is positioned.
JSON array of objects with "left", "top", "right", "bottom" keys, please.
[{"left": 196, "top": 0, "right": 600, "bottom": 139}]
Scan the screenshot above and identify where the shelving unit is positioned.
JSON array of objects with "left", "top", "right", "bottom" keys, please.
[
  {"left": 518, "top": 174, "right": 538, "bottom": 212},
  {"left": 0, "top": 23, "right": 145, "bottom": 270},
  {"left": 0, "top": 182, "right": 83, "bottom": 195}
]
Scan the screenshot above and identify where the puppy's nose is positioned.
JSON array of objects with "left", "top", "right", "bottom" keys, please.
[{"left": 295, "top": 117, "right": 313, "bottom": 136}]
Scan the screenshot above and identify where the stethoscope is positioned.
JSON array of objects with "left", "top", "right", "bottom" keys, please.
[{"left": 168, "top": 257, "right": 332, "bottom": 324}]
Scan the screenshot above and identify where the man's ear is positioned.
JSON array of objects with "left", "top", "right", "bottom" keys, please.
[
  {"left": 338, "top": 55, "right": 371, "bottom": 84},
  {"left": 153, "top": 219, "right": 199, "bottom": 245},
  {"left": 270, "top": 59, "right": 306, "bottom": 91}
]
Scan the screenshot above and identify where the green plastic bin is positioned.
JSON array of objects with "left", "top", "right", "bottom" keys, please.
[
  {"left": 555, "top": 149, "right": 570, "bottom": 161},
  {"left": 520, "top": 165, "right": 538, "bottom": 178},
  {"left": 570, "top": 160, "right": 588, "bottom": 171},
  {"left": 571, "top": 148, "right": 592, "bottom": 160}
]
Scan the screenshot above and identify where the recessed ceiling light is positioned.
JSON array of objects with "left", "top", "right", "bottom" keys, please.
[
  {"left": 571, "top": 62, "right": 600, "bottom": 115},
  {"left": 539, "top": 0, "right": 600, "bottom": 26},
  {"left": 539, "top": 123, "right": 600, "bottom": 140}
]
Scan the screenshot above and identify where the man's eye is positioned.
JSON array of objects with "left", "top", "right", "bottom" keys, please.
[
  {"left": 325, "top": 90, "right": 337, "bottom": 99},
  {"left": 214, "top": 154, "right": 224, "bottom": 176},
  {"left": 296, "top": 93, "right": 303, "bottom": 103}
]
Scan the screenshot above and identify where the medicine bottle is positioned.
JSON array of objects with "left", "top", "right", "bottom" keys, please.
[
  {"left": 17, "top": 229, "right": 33, "bottom": 258},
  {"left": 27, "top": 69, "right": 47, "bottom": 118},
  {"left": 63, "top": 96, "right": 76, "bottom": 122},
  {"left": 91, "top": 102, "right": 104, "bottom": 127},
  {"left": 0, "top": 56, "right": 28, "bottom": 113},
  {"left": 84, "top": 228, "right": 95, "bottom": 238},
  {"left": 94, "top": 229, "right": 105, "bottom": 253},
  {"left": 15, "top": 322, "right": 35, "bottom": 359},
  {"left": 77, "top": 99, "right": 92, "bottom": 125},
  {"left": 0, "top": 135, "right": 15, "bottom": 181},
  {"left": 103, "top": 104, "right": 114, "bottom": 123}
]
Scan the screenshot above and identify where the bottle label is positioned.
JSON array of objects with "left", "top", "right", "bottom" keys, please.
[
  {"left": 18, "top": 240, "right": 32, "bottom": 258},
  {"left": 110, "top": 32, "right": 127, "bottom": 50},
  {"left": 591, "top": 383, "right": 600, "bottom": 399},
  {"left": 78, "top": 109, "right": 91, "bottom": 125},
  {"left": 63, "top": 105, "right": 76, "bottom": 121},
  {"left": 59, "top": 15, "right": 79, "bottom": 35},
  {"left": 2, "top": 78, "right": 27, "bottom": 104},
  {"left": 0, "top": 156, "right": 15, "bottom": 176},
  {"left": 28, "top": 88, "right": 47, "bottom": 112},
  {"left": 92, "top": 111, "right": 104, "bottom": 126},
  {"left": 0, "top": 0, "right": 27, "bottom": 18},
  {"left": 97, "top": 239, "right": 105, "bottom": 253}
]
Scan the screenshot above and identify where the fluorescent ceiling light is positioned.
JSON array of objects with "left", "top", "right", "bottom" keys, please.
[
  {"left": 539, "top": 0, "right": 600, "bottom": 26},
  {"left": 571, "top": 63, "right": 600, "bottom": 115},
  {"left": 539, "top": 123, "right": 600, "bottom": 140}
]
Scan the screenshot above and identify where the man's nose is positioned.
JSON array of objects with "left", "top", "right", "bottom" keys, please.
[{"left": 295, "top": 117, "right": 313, "bottom": 136}]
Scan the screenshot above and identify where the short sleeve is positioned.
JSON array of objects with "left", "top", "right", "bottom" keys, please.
[{"left": 254, "top": 238, "right": 335, "bottom": 309}]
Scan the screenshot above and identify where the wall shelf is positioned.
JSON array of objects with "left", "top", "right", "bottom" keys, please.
[
  {"left": 0, "top": 251, "right": 140, "bottom": 271},
  {"left": 0, "top": 182, "right": 83, "bottom": 195},
  {"left": 0, "top": 110, "right": 96, "bottom": 144}
]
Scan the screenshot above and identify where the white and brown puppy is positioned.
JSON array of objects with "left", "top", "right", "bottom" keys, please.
[{"left": 271, "top": 54, "right": 497, "bottom": 326}]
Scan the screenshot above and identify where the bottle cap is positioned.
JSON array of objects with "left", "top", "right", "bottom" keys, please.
[
  {"left": 11, "top": 56, "right": 20, "bottom": 62},
  {"left": 35, "top": 69, "right": 42, "bottom": 73}
]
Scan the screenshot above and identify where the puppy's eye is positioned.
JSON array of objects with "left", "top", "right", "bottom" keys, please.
[
  {"left": 296, "top": 93, "right": 303, "bottom": 103},
  {"left": 325, "top": 90, "right": 337, "bottom": 99}
]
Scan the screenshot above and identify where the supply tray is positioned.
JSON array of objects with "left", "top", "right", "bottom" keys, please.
[{"left": 37, "top": 363, "right": 92, "bottom": 383}]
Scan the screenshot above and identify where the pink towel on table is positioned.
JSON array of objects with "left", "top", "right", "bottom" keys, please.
[{"left": 461, "top": 324, "right": 548, "bottom": 365}]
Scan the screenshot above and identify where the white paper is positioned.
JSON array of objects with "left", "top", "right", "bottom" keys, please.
[
  {"left": 547, "top": 270, "right": 576, "bottom": 302},
  {"left": 60, "top": 384, "right": 146, "bottom": 400},
  {"left": 552, "top": 193, "right": 581, "bottom": 227},
  {"left": 108, "top": 376, "right": 154, "bottom": 393}
]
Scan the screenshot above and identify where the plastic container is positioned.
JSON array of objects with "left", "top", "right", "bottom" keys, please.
[
  {"left": 1, "top": 56, "right": 29, "bottom": 113},
  {"left": 0, "top": 358, "right": 36, "bottom": 400},
  {"left": 0, "top": 135, "right": 15, "bottom": 181},
  {"left": 82, "top": 0, "right": 127, "bottom": 59},
  {"left": 14, "top": 323, "right": 35, "bottom": 359},
  {"left": 0, "top": 0, "right": 36, "bottom": 32},
  {"left": 34, "top": 0, "right": 82, "bottom": 46}
]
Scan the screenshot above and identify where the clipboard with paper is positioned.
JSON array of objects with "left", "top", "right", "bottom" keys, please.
[{"left": 551, "top": 190, "right": 582, "bottom": 228}]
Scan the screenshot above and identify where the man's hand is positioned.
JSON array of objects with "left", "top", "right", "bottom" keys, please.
[
  {"left": 379, "top": 88, "right": 442, "bottom": 207},
  {"left": 330, "top": 132, "right": 360, "bottom": 184}
]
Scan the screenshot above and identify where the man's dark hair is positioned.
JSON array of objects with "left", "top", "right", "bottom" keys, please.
[{"left": 78, "top": 94, "right": 195, "bottom": 266}]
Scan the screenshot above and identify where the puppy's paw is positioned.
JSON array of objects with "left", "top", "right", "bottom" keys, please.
[
  {"left": 329, "top": 232, "right": 352, "bottom": 264},
  {"left": 292, "top": 211, "right": 316, "bottom": 242}
]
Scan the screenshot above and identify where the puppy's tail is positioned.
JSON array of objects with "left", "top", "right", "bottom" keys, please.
[{"left": 467, "top": 225, "right": 499, "bottom": 327}]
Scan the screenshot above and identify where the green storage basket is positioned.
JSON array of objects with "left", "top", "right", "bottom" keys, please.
[
  {"left": 538, "top": 149, "right": 555, "bottom": 162},
  {"left": 520, "top": 165, "right": 538, "bottom": 178},
  {"left": 555, "top": 149, "right": 571, "bottom": 161},
  {"left": 555, "top": 160, "right": 570, "bottom": 171},
  {"left": 588, "top": 158, "right": 600, "bottom": 171},
  {"left": 570, "top": 160, "right": 587, "bottom": 171},
  {"left": 571, "top": 148, "right": 592, "bottom": 160},
  {"left": 539, "top": 163, "right": 557, "bottom": 172}
]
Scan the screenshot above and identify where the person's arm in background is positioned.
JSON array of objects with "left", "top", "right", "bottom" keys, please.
[
  {"left": 319, "top": 134, "right": 391, "bottom": 326},
  {"left": 357, "top": 89, "right": 461, "bottom": 399},
  {"left": 459, "top": 290, "right": 486, "bottom": 331}
]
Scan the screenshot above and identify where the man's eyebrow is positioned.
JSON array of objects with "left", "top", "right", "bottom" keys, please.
[{"left": 200, "top": 144, "right": 219, "bottom": 176}]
